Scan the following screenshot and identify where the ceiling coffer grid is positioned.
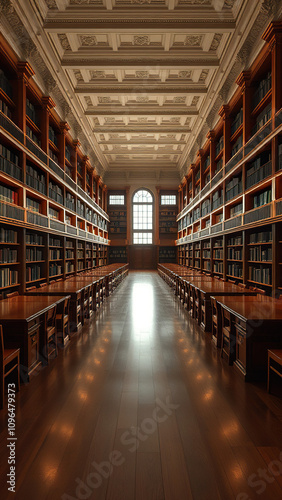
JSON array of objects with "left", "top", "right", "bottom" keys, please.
[{"left": 22, "top": 0, "right": 269, "bottom": 182}]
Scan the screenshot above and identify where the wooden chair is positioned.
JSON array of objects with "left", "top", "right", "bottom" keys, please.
[
  {"left": 6, "top": 292, "right": 19, "bottom": 298},
  {"left": 56, "top": 297, "right": 70, "bottom": 345},
  {"left": 0, "top": 325, "right": 20, "bottom": 409},
  {"left": 228, "top": 279, "right": 236, "bottom": 284},
  {"left": 27, "top": 286, "right": 37, "bottom": 291},
  {"left": 88, "top": 285, "right": 93, "bottom": 315},
  {"left": 211, "top": 297, "right": 219, "bottom": 345},
  {"left": 45, "top": 305, "right": 57, "bottom": 361},
  {"left": 194, "top": 288, "right": 201, "bottom": 324},
  {"left": 40, "top": 282, "right": 47, "bottom": 288},
  {"left": 238, "top": 283, "right": 247, "bottom": 289},
  {"left": 221, "top": 307, "right": 236, "bottom": 365},
  {"left": 251, "top": 287, "right": 266, "bottom": 295},
  {"left": 83, "top": 287, "right": 90, "bottom": 321}
]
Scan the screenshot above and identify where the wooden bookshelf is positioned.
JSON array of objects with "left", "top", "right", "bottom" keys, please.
[
  {"left": 109, "top": 246, "right": 127, "bottom": 263},
  {"left": 0, "top": 38, "right": 109, "bottom": 296},
  {"left": 176, "top": 21, "right": 282, "bottom": 297},
  {"left": 158, "top": 246, "right": 177, "bottom": 264}
]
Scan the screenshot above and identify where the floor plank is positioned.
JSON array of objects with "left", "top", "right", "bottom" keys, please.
[{"left": 1, "top": 271, "right": 282, "bottom": 500}]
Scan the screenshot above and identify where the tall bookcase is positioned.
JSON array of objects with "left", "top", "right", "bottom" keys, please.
[
  {"left": 0, "top": 35, "right": 110, "bottom": 296},
  {"left": 176, "top": 21, "right": 282, "bottom": 297},
  {"left": 108, "top": 189, "right": 128, "bottom": 265}
]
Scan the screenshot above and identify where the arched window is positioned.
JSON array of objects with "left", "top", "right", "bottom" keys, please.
[{"left": 132, "top": 189, "right": 153, "bottom": 244}]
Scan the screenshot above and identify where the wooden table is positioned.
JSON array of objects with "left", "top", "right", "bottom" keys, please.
[
  {"left": 175, "top": 272, "right": 205, "bottom": 298},
  {"left": 180, "top": 276, "right": 213, "bottom": 310},
  {"left": 212, "top": 295, "right": 282, "bottom": 381},
  {"left": 0, "top": 295, "right": 68, "bottom": 382},
  {"left": 26, "top": 282, "right": 87, "bottom": 332},
  {"left": 190, "top": 280, "right": 256, "bottom": 331},
  {"left": 66, "top": 276, "right": 103, "bottom": 312}
]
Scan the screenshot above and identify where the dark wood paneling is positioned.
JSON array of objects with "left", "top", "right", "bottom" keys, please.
[{"left": 128, "top": 245, "right": 158, "bottom": 269}]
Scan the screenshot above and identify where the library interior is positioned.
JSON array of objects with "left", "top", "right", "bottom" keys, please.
[{"left": 1, "top": 1, "right": 282, "bottom": 499}]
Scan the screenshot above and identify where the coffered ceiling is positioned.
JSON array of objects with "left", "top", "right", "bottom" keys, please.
[{"left": 1, "top": 0, "right": 280, "bottom": 185}]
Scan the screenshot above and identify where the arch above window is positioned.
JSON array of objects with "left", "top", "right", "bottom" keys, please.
[
  {"left": 133, "top": 189, "right": 153, "bottom": 204},
  {"left": 132, "top": 188, "right": 153, "bottom": 244}
]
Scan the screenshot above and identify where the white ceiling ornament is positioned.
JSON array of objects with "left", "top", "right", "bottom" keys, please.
[
  {"left": 98, "top": 97, "right": 111, "bottom": 103},
  {"left": 45, "top": 0, "right": 57, "bottom": 9},
  {"left": 133, "top": 36, "right": 150, "bottom": 46},
  {"left": 174, "top": 97, "right": 186, "bottom": 103},
  {"left": 74, "top": 70, "right": 84, "bottom": 82},
  {"left": 192, "top": 96, "right": 200, "bottom": 106},
  {"left": 136, "top": 96, "right": 149, "bottom": 103},
  {"left": 184, "top": 35, "right": 204, "bottom": 46},
  {"left": 178, "top": 70, "right": 192, "bottom": 79},
  {"left": 80, "top": 35, "right": 98, "bottom": 46},
  {"left": 90, "top": 71, "right": 106, "bottom": 79},
  {"left": 136, "top": 71, "right": 149, "bottom": 79},
  {"left": 84, "top": 96, "right": 92, "bottom": 106},
  {"left": 199, "top": 69, "right": 209, "bottom": 82},
  {"left": 58, "top": 34, "right": 71, "bottom": 51},
  {"left": 210, "top": 34, "right": 223, "bottom": 51}
]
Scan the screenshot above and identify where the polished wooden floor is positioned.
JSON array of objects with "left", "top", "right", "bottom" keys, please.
[{"left": 1, "top": 271, "right": 282, "bottom": 500}]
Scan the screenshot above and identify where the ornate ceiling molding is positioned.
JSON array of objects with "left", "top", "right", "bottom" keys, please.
[{"left": 1, "top": 0, "right": 278, "bottom": 182}]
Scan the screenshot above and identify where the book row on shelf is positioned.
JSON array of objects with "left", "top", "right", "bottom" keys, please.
[
  {"left": 0, "top": 227, "right": 17, "bottom": 243},
  {"left": 50, "top": 249, "right": 62, "bottom": 260},
  {"left": 249, "top": 265, "right": 271, "bottom": 285},
  {"left": 0, "top": 51, "right": 108, "bottom": 233},
  {"left": 27, "top": 197, "right": 40, "bottom": 213},
  {"left": 227, "top": 248, "right": 242, "bottom": 260},
  {"left": 26, "top": 265, "right": 41, "bottom": 282},
  {"left": 49, "top": 263, "right": 62, "bottom": 277},
  {"left": 26, "top": 248, "right": 43, "bottom": 262},
  {"left": 177, "top": 23, "right": 282, "bottom": 272},
  {"left": 0, "top": 248, "right": 17, "bottom": 263},
  {"left": 249, "top": 230, "right": 272, "bottom": 243},
  {"left": 0, "top": 268, "right": 18, "bottom": 288},
  {"left": 227, "top": 263, "right": 243, "bottom": 278},
  {"left": 0, "top": 219, "right": 109, "bottom": 293},
  {"left": 249, "top": 246, "right": 272, "bottom": 262},
  {"left": 0, "top": 184, "right": 18, "bottom": 204},
  {"left": 0, "top": 94, "right": 12, "bottom": 118},
  {"left": 158, "top": 247, "right": 177, "bottom": 263},
  {"left": 177, "top": 219, "right": 282, "bottom": 293}
]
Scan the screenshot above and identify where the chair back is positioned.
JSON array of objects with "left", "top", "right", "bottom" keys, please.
[
  {"left": 7, "top": 292, "right": 19, "bottom": 298},
  {"left": 47, "top": 305, "right": 57, "bottom": 331}
]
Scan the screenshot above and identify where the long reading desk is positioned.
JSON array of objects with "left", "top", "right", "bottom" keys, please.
[
  {"left": 0, "top": 295, "right": 69, "bottom": 381},
  {"left": 211, "top": 295, "right": 282, "bottom": 381}
]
